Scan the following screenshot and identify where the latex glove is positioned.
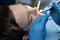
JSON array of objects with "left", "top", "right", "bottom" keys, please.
[
  {"left": 51, "top": 0, "right": 60, "bottom": 13},
  {"left": 29, "top": 11, "right": 50, "bottom": 40},
  {"left": 10, "top": 4, "right": 42, "bottom": 31},
  {"left": 49, "top": 0, "right": 60, "bottom": 25}
]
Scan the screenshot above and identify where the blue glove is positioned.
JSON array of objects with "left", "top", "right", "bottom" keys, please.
[
  {"left": 51, "top": 0, "right": 60, "bottom": 13},
  {"left": 29, "top": 11, "right": 50, "bottom": 40},
  {"left": 49, "top": 0, "right": 60, "bottom": 25}
]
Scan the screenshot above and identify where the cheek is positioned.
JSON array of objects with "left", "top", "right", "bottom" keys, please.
[
  {"left": 17, "top": 16, "right": 29, "bottom": 30},
  {"left": 13, "top": 13, "right": 29, "bottom": 31},
  {"left": 15, "top": 14, "right": 31, "bottom": 31},
  {"left": 22, "top": 15, "right": 32, "bottom": 31}
]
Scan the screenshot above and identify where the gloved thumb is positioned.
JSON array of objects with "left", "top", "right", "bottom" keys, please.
[
  {"left": 40, "top": 11, "right": 50, "bottom": 24},
  {"left": 31, "top": 11, "right": 50, "bottom": 25}
]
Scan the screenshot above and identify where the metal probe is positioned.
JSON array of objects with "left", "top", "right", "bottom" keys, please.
[{"left": 40, "top": 1, "right": 60, "bottom": 13}]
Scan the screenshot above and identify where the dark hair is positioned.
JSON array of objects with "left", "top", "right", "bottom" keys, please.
[
  {"left": 0, "top": 6, "right": 28, "bottom": 40},
  {"left": 0, "top": 0, "right": 15, "bottom": 6}
]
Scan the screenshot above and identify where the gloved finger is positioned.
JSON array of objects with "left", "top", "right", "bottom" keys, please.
[
  {"left": 51, "top": 0, "right": 60, "bottom": 13},
  {"left": 40, "top": 11, "right": 50, "bottom": 24},
  {"left": 32, "top": 11, "right": 50, "bottom": 25},
  {"left": 31, "top": 16, "right": 42, "bottom": 26}
]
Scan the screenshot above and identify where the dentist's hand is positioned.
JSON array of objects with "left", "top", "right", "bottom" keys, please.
[
  {"left": 29, "top": 11, "right": 50, "bottom": 40},
  {"left": 49, "top": 0, "right": 60, "bottom": 25},
  {"left": 9, "top": 4, "right": 41, "bottom": 31},
  {"left": 51, "top": 0, "right": 60, "bottom": 13}
]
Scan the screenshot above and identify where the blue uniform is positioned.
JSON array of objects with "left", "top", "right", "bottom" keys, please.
[{"left": 0, "top": 0, "right": 16, "bottom": 6}]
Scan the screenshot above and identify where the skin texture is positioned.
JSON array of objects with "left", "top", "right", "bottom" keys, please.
[
  {"left": 9, "top": 4, "right": 41, "bottom": 40},
  {"left": 0, "top": 4, "right": 41, "bottom": 40},
  {"left": 9, "top": 4, "right": 41, "bottom": 31}
]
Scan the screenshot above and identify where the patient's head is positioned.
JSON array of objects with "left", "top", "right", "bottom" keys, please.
[
  {"left": 0, "top": 5, "right": 40, "bottom": 40},
  {"left": 0, "top": 6, "right": 28, "bottom": 40},
  {"left": 9, "top": 4, "right": 40, "bottom": 31}
]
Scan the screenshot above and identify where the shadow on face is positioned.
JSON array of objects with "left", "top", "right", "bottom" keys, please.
[
  {"left": 0, "top": 6, "right": 30, "bottom": 40},
  {"left": 8, "top": 4, "right": 40, "bottom": 40},
  {"left": 9, "top": 4, "right": 39, "bottom": 31},
  {"left": 0, "top": 4, "right": 40, "bottom": 40}
]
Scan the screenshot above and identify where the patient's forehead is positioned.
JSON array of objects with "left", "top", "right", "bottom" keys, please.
[
  {"left": 9, "top": 4, "right": 40, "bottom": 31},
  {"left": 9, "top": 4, "right": 30, "bottom": 31}
]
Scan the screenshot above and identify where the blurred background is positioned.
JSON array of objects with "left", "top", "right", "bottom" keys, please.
[
  {"left": 16, "top": 0, "right": 39, "bottom": 7},
  {"left": 16, "top": 0, "right": 50, "bottom": 9}
]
